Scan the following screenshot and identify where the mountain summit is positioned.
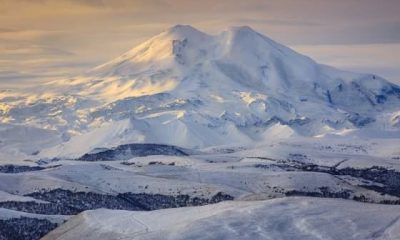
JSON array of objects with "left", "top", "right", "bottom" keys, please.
[
  {"left": 82, "top": 25, "right": 400, "bottom": 105},
  {"left": 1, "top": 25, "right": 400, "bottom": 158}
]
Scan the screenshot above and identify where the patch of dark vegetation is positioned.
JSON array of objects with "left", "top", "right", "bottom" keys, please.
[
  {"left": 77, "top": 143, "right": 189, "bottom": 161},
  {"left": 120, "top": 161, "right": 176, "bottom": 167},
  {"left": 380, "top": 199, "right": 400, "bottom": 205},
  {"left": 14, "top": 189, "right": 234, "bottom": 215},
  {"left": 272, "top": 159, "right": 400, "bottom": 196},
  {"left": 0, "top": 201, "right": 79, "bottom": 215},
  {"left": 336, "top": 167, "right": 400, "bottom": 190},
  {"left": 26, "top": 189, "right": 148, "bottom": 215},
  {"left": 0, "top": 164, "right": 62, "bottom": 173},
  {"left": 336, "top": 144, "right": 368, "bottom": 153},
  {"left": 285, "top": 187, "right": 352, "bottom": 199},
  {"left": 253, "top": 164, "right": 286, "bottom": 171},
  {"left": 0, "top": 217, "right": 59, "bottom": 240},
  {"left": 252, "top": 156, "right": 400, "bottom": 201},
  {"left": 120, "top": 161, "right": 136, "bottom": 166},
  {"left": 148, "top": 161, "right": 175, "bottom": 166},
  {"left": 119, "top": 192, "right": 234, "bottom": 210},
  {"left": 0, "top": 190, "right": 233, "bottom": 240},
  {"left": 300, "top": 165, "right": 400, "bottom": 198},
  {"left": 285, "top": 187, "right": 398, "bottom": 205},
  {"left": 0, "top": 165, "right": 45, "bottom": 173},
  {"left": 352, "top": 195, "right": 371, "bottom": 203},
  {"left": 360, "top": 184, "right": 400, "bottom": 199}
]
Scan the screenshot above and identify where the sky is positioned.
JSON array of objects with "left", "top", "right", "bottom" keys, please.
[{"left": 1, "top": 0, "right": 399, "bottom": 87}]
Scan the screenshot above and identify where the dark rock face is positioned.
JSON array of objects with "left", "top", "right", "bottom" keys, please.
[
  {"left": 347, "top": 113, "right": 375, "bottom": 127},
  {"left": 383, "top": 84, "right": 400, "bottom": 99},
  {"left": 0, "top": 217, "right": 59, "bottom": 240},
  {"left": 77, "top": 143, "right": 189, "bottom": 161},
  {"left": 0, "top": 165, "right": 44, "bottom": 173}
]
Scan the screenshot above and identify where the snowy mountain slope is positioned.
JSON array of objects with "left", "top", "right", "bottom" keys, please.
[
  {"left": 44, "top": 197, "right": 400, "bottom": 240},
  {"left": 0, "top": 25, "right": 399, "bottom": 160}
]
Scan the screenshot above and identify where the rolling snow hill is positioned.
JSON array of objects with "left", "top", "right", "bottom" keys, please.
[{"left": 43, "top": 197, "right": 400, "bottom": 240}]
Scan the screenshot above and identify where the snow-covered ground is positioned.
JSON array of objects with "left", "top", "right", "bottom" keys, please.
[
  {"left": 0, "top": 138, "right": 399, "bottom": 239},
  {"left": 44, "top": 197, "right": 400, "bottom": 240}
]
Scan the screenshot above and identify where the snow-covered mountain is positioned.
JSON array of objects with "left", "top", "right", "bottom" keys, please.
[{"left": 0, "top": 25, "right": 399, "bottom": 160}]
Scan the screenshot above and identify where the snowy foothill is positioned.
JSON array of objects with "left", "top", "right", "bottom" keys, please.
[{"left": 44, "top": 197, "right": 400, "bottom": 240}]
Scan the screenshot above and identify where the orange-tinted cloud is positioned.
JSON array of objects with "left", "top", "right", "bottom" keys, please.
[{"left": 0, "top": 0, "right": 399, "bottom": 85}]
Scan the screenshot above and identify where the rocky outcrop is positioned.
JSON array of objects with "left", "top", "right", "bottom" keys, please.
[{"left": 77, "top": 143, "right": 189, "bottom": 161}]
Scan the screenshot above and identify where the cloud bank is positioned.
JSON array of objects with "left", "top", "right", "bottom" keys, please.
[{"left": 1, "top": 0, "right": 399, "bottom": 86}]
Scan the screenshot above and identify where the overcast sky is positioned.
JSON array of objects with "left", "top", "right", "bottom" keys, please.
[{"left": 1, "top": 0, "right": 399, "bottom": 87}]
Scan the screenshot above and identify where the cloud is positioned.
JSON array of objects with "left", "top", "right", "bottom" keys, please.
[
  {"left": 0, "top": 0, "right": 399, "bottom": 85},
  {"left": 0, "top": 70, "right": 61, "bottom": 88},
  {"left": 0, "top": 70, "right": 50, "bottom": 81},
  {"left": 0, "top": 29, "right": 48, "bottom": 41},
  {"left": 232, "top": 18, "right": 323, "bottom": 27},
  {"left": 292, "top": 43, "right": 400, "bottom": 84},
  {"left": 0, "top": 0, "right": 170, "bottom": 12},
  {"left": 0, "top": 46, "right": 74, "bottom": 56}
]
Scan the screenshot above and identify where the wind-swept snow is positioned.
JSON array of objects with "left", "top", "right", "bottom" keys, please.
[{"left": 44, "top": 197, "right": 400, "bottom": 240}]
